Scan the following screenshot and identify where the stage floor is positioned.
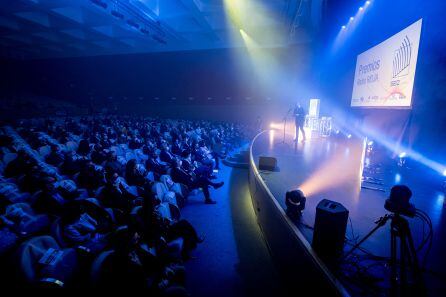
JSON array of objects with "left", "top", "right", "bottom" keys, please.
[{"left": 252, "top": 130, "right": 446, "bottom": 295}]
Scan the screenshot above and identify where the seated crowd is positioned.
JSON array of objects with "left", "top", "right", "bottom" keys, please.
[{"left": 0, "top": 115, "right": 245, "bottom": 292}]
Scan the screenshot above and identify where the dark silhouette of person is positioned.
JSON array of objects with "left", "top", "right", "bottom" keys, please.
[{"left": 293, "top": 103, "right": 306, "bottom": 142}]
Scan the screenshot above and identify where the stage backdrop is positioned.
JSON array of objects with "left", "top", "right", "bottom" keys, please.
[{"left": 351, "top": 19, "right": 422, "bottom": 108}]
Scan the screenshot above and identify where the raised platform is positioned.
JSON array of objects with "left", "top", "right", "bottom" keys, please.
[{"left": 249, "top": 130, "right": 446, "bottom": 296}]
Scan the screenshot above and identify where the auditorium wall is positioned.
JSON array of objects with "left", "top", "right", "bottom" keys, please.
[{"left": 2, "top": 45, "right": 314, "bottom": 125}]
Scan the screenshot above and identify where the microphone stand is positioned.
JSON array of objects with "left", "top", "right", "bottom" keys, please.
[{"left": 280, "top": 108, "right": 293, "bottom": 144}]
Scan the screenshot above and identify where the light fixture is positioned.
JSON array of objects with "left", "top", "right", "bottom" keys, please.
[
  {"left": 398, "top": 152, "right": 407, "bottom": 167},
  {"left": 285, "top": 189, "right": 306, "bottom": 219}
]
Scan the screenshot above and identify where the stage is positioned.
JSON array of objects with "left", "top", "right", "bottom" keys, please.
[{"left": 251, "top": 130, "right": 446, "bottom": 295}]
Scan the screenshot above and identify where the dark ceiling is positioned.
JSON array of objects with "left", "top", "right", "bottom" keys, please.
[{"left": 0, "top": 0, "right": 320, "bottom": 59}]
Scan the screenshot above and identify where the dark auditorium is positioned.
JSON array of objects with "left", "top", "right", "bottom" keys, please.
[{"left": 1, "top": 1, "right": 446, "bottom": 296}]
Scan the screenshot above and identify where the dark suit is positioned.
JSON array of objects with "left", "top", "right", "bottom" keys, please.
[
  {"left": 293, "top": 106, "right": 306, "bottom": 141},
  {"left": 159, "top": 150, "right": 175, "bottom": 164}
]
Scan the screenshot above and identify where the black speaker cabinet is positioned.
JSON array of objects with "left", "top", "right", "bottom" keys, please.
[
  {"left": 312, "top": 199, "right": 349, "bottom": 263},
  {"left": 258, "top": 156, "right": 277, "bottom": 171}
]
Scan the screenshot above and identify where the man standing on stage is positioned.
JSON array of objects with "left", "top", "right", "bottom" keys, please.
[{"left": 293, "top": 102, "right": 306, "bottom": 142}]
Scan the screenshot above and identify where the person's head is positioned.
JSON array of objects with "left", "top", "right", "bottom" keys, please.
[
  {"left": 17, "top": 149, "right": 28, "bottom": 159},
  {"left": 151, "top": 150, "right": 159, "bottom": 159},
  {"left": 181, "top": 150, "right": 191, "bottom": 159},
  {"left": 64, "top": 150, "right": 75, "bottom": 158},
  {"left": 94, "top": 143, "right": 102, "bottom": 152},
  {"left": 105, "top": 170, "right": 119, "bottom": 184},
  {"left": 173, "top": 158, "right": 182, "bottom": 168},
  {"left": 42, "top": 176, "right": 57, "bottom": 192},
  {"left": 107, "top": 151, "right": 117, "bottom": 161},
  {"left": 79, "top": 139, "right": 89, "bottom": 148},
  {"left": 111, "top": 225, "right": 136, "bottom": 254},
  {"left": 126, "top": 159, "right": 137, "bottom": 171},
  {"left": 50, "top": 144, "right": 60, "bottom": 153}
]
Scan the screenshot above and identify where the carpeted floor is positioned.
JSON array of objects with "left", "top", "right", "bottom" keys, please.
[{"left": 181, "top": 163, "right": 284, "bottom": 297}]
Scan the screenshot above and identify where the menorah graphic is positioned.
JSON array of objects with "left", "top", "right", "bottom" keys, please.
[{"left": 392, "top": 35, "right": 412, "bottom": 78}]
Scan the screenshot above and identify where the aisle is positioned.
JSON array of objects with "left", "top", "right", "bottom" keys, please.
[{"left": 181, "top": 164, "right": 284, "bottom": 297}]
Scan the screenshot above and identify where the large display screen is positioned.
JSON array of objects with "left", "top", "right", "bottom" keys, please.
[{"left": 351, "top": 19, "right": 422, "bottom": 108}]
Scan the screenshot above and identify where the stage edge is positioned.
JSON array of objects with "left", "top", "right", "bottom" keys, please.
[{"left": 248, "top": 129, "right": 350, "bottom": 296}]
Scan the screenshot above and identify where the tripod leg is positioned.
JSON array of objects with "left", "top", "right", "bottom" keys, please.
[
  {"left": 405, "top": 227, "right": 420, "bottom": 272},
  {"left": 405, "top": 223, "right": 425, "bottom": 294},
  {"left": 395, "top": 216, "right": 425, "bottom": 296},
  {"left": 343, "top": 215, "right": 390, "bottom": 259},
  {"left": 400, "top": 233, "right": 408, "bottom": 292},
  {"left": 390, "top": 220, "right": 399, "bottom": 296}
]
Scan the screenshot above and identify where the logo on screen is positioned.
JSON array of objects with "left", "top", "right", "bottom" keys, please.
[{"left": 392, "top": 35, "right": 412, "bottom": 79}]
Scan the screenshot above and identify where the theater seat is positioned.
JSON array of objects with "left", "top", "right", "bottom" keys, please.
[
  {"left": 166, "top": 237, "right": 184, "bottom": 260},
  {"left": 50, "top": 218, "right": 70, "bottom": 248},
  {"left": 16, "top": 235, "right": 78, "bottom": 288},
  {"left": 3, "top": 153, "right": 17, "bottom": 165},
  {"left": 0, "top": 227, "right": 19, "bottom": 256},
  {"left": 89, "top": 249, "right": 115, "bottom": 286}
]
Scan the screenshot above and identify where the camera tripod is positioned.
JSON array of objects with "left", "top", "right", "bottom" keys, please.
[{"left": 344, "top": 213, "right": 423, "bottom": 295}]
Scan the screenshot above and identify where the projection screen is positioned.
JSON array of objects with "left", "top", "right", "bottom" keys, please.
[{"left": 351, "top": 19, "right": 422, "bottom": 108}]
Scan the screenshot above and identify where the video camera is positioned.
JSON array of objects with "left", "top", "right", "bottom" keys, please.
[{"left": 384, "top": 185, "right": 416, "bottom": 217}]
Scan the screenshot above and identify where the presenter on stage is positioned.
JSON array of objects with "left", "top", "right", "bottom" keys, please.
[{"left": 293, "top": 102, "right": 306, "bottom": 142}]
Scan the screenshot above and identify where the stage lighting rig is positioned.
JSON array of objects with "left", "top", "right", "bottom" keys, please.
[
  {"left": 285, "top": 189, "right": 306, "bottom": 219},
  {"left": 366, "top": 140, "right": 374, "bottom": 154},
  {"left": 398, "top": 151, "right": 407, "bottom": 167}
]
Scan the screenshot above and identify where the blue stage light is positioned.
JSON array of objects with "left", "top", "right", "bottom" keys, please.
[
  {"left": 395, "top": 173, "right": 402, "bottom": 183},
  {"left": 347, "top": 134, "right": 352, "bottom": 139},
  {"left": 436, "top": 194, "right": 445, "bottom": 207},
  {"left": 367, "top": 140, "right": 374, "bottom": 146},
  {"left": 342, "top": 25, "right": 346, "bottom": 29},
  {"left": 365, "top": 0, "right": 371, "bottom": 5},
  {"left": 443, "top": 169, "right": 446, "bottom": 176},
  {"left": 350, "top": 16, "right": 354, "bottom": 21},
  {"left": 398, "top": 152, "right": 407, "bottom": 158},
  {"left": 359, "top": 7, "right": 364, "bottom": 11}
]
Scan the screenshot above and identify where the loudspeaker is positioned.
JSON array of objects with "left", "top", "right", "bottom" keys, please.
[
  {"left": 312, "top": 199, "right": 349, "bottom": 263},
  {"left": 258, "top": 156, "right": 277, "bottom": 171}
]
